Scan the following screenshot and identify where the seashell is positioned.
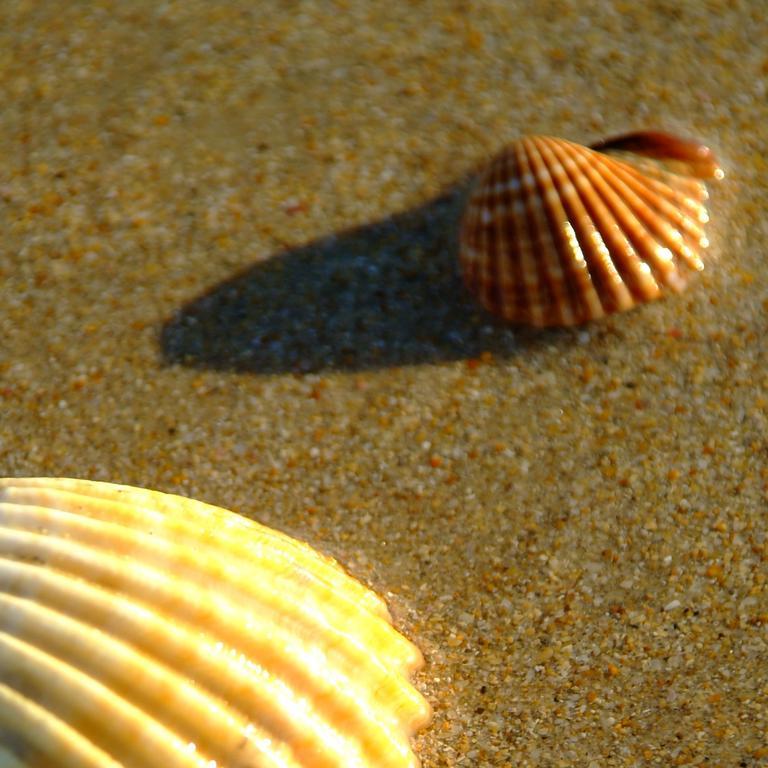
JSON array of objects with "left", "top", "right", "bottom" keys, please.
[
  {"left": 0, "top": 477, "right": 430, "bottom": 768},
  {"left": 459, "top": 131, "right": 724, "bottom": 326}
]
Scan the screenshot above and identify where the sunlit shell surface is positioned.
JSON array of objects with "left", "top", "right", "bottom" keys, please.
[
  {"left": 459, "top": 132, "right": 724, "bottom": 326},
  {"left": 0, "top": 478, "right": 430, "bottom": 768}
]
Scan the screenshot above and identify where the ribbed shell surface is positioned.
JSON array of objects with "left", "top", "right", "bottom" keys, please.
[
  {"left": 459, "top": 135, "right": 715, "bottom": 326},
  {"left": 0, "top": 478, "right": 431, "bottom": 768}
]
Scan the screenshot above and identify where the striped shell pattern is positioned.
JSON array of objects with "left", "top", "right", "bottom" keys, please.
[
  {"left": 459, "top": 132, "right": 724, "bottom": 326},
  {"left": 0, "top": 478, "right": 430, "bottom": 768}
]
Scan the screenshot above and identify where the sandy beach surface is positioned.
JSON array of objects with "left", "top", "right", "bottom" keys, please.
[{"left": 1, "top": 2, "right": 767, "bottom": 765}]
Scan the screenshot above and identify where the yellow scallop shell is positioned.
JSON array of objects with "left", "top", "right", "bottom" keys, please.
[
  {"left": 0, "top": 478, "right": 430, "bottom": 768},
  {"left": 459, "top": 131, "right": 724, "bottom": 326}
]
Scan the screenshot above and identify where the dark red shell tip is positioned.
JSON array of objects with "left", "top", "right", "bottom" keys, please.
[{"left": 589, "top": 130, "right": 724, "bottom": 180}]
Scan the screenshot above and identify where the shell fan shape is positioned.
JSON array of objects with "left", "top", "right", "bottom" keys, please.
[
  {"left": 0, "top": 478, "right": 431, "bottom": 768},
  {"left": 459, "top": 132, "right": 724, "bottom": 326}
]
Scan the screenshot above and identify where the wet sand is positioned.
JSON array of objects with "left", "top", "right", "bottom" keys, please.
[{"left": 1, "top": 2, "right": 767, "bottom": 765}]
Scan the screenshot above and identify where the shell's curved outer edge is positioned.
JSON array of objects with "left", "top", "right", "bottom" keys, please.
[
  {"left": 459, "top": 133, "right": 720, "bottom": 327},
  {"left": 0, "top": 477, "right": 432, "bottom": 768},
  {"left": 588, "top": 130, "right": 725, "bottom": 181}
]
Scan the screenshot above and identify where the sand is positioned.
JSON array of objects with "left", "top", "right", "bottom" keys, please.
[{"left": 1, "top": 1, "right": 767, "bottom": 765}]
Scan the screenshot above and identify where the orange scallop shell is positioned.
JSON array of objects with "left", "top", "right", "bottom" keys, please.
[{"left": 459, "top": 132, "right": 723, "bottom": 326}]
